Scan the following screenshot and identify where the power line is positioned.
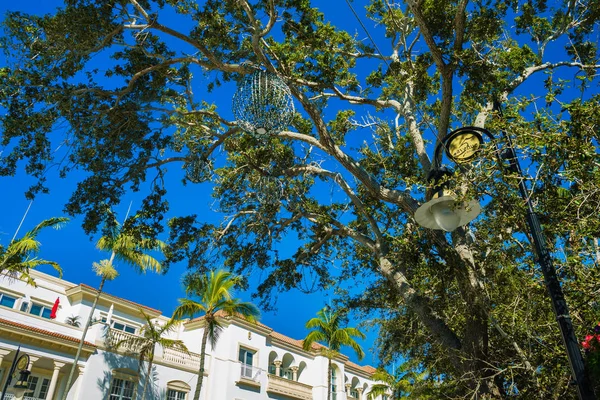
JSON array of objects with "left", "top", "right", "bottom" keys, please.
[{"left": 344, "top": 0, "right": 390, "bottom": 69}]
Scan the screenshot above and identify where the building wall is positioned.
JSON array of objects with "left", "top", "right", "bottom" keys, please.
[{"left": 0, "top": 271, "right": 385, "bottom": 400}]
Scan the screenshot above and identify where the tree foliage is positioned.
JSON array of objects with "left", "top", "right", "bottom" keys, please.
[
  {"left": 1, "top": 0, "right": 600, "bottom": 397},
  {"left": 303, "top": 306, "right": 366, "bottom": 400},
  {"left": 0, "top": 217, "right": 68, "bottom": 285},
  {"left": 366, "top": 362, "right": 433, "bottom": 399}
]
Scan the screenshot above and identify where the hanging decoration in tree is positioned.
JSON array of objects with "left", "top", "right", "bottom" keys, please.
[
  {"left": 184, "top": 155, "right": 211, "bottom": 184},
  {"left": 232, "top": 69, "right": 294, "bottom": 137}
]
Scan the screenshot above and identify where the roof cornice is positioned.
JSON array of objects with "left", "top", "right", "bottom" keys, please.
[
  {"left": 0, "top": 318, "right": 96, "bottom": 354},
  {"left": 65, "top": 285, "right": 162, "bottom": 317}
]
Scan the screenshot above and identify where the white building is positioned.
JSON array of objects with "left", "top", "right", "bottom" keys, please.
[{"left": 0, "top": 271, "right": 385, "bottom": 400}]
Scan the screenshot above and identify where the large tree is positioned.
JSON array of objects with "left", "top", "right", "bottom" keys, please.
[
  {"left": 1, "top": 0, "right": 599, "bottom": 397},
  {"left": 172, "top": 269, "right": 259, "bottom": 400}
]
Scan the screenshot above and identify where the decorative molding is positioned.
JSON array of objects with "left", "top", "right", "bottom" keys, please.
[
  {"left": 267, "top": 374, "right": 313, "bottom": 400},
  {"left": 167, "top": 380, "right": 191, "bottom": 392},
  {"left": 236, "top": 376, "right": 261, "bottom": 389},
  {"left": 66, "top": 285, "right": 161, "bottom": 318},
  {"left": 0, "top": 319, "right": 95, "bottom": 355},
  {"left": 28, "top": 270, "right": 77, "bottom": 290},
  {"left": 0, "top": 286, "right": 25, "bottom": 298}
]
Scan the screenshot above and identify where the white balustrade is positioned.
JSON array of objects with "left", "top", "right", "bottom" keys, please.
[
  {"left": 106, "top": 328, "right": 139, "bottom": 352},
  {"left": 0, "top": 394, "right": 45, "bottom": 400},
  {"left": 266, "top": 374, "right": 313, "bottom": 400},
  {"left": 240, "top": 362, "right": 261, "bottom": 382},
  {"left": 161, "top": 347, "right": 203, "bottom": 371}
]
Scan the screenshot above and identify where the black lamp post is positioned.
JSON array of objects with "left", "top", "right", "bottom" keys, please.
[
  {"left": 0, "top": 350, "right": 31, "bottom": 400},
  {"left": 415, "top": 122, "right": 596, "bottom": 399}
]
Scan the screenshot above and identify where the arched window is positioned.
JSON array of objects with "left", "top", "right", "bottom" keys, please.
[
  {"left": 167, "top": 380, "right": 191, "bottom": 400},
  {"left": 109, "top": 369, "right": 138, "bottom": 400},
  {"left": 350, "top": 377, "right": 360, "bottom": 398}
]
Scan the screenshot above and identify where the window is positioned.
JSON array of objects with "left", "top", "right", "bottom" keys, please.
[
  {"left": 29, "top": 303, "right": 52, "bottom": 319},
  {"left": 102, "top": 318, "right": 137, "bottom": 334},
  {"left": 26, "top": 374, "right": 51, "bottom": 399},
  {"left": 38, "top": 377, "right": 50, "bottom": 399},
  {"left": 167, "top": 389, "right": 186, "bottom": 400},
  {"left": 0, "top": 293, "right": 16, "bottom": 308},
  {"left": 109, "top": 369, "right": 138, "bottom": 400},
  {"left": 26, "top": 376, "right": 38, "bottom": 397},
  {"left": 166, "top": 380, "right": 190, "bottom": 400},
  {"left": 350, "top": 388, "right": 359, "bottom": 398},
  {"left": 281, "top": 368, "right": 293, "bottom": 380},
  {"left": 239, "top": 348, "right": 255, "bottom": 378},
  {"left": 330, "top": 368, "right": 337, "bottom": 400},
  {"left": 109, "top": 378, "right": 135, "bottom": 400}
]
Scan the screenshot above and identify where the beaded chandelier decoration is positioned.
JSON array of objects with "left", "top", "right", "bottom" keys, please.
[
  {"left": 232, "top": 70, "right": 294, "bottom": 137},
  {"left": 184, "top": 156, "right": 211, "bottom": 183}
]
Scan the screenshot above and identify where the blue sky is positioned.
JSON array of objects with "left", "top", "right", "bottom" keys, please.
[{"left": 0, "top": 0, "right": 385, "bottom": 366}]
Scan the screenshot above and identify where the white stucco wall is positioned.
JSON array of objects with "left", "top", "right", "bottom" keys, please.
[{"left": 1, "top": 271, "right": 383, "bottom": 400}]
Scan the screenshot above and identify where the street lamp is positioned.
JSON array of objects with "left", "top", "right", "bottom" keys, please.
[
  {"left": 0, "top": 351, "right": 31, "bottom": 400},
  {"left": 415, "top": 123, "right": 596, "bottom": 399},
  {"left": 12, "top": 369, "right": 32, "bottom": 400}
]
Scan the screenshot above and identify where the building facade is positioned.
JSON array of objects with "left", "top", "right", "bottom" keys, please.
[{"left": 0, "top": 271, "right": 385, "bottom": 400}]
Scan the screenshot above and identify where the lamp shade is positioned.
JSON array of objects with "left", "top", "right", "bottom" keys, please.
[
  {"left": 14, "top": 369, "right": 31, "bottom": 391},
  {"left": 415, "top": 191, "right": 481, "bottom": 232},
  {"left": 430, "top": 199, "right": 462, "bottom": 232}
]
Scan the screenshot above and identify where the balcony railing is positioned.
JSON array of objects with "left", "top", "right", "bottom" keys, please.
[
  {"left": 267, "top": 365, "right": 294, "bottom": 380},
  {"left": 0, "top": 394, "right": 44, "bottom": 400},
  {"left": 266, "top": 374, "right": 313, "bottom": 400},
  {"left": 239, "top": 362, "right": 261, "bottom": 385},
  {"left": 105, "top": 328, "right": 139, "bottom": 352},
  {"left": 103, "top": 328, "right": 206, "bottom": 372},
  {"left": 160, "top": 346, "right": 203, "bottom": 372}
]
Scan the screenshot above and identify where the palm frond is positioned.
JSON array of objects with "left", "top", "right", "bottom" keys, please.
[
  {"left": 93, "top": 259, "right": 118, "bottom": 280},
  {"left": 219, "top": 299, "right": 260, "bottom": 323},
  {"left": 367, "top": 383, "right": 391, "bottom": 400},
  {"left": 207, "top": 318, "right": 224, "bottom": 349},
  {"left": 5, "top": 237, "right": 41, "bottom": 255},
  {"left": 27, "top": 217, "right": 69, "bottom": 237},
  {"left": 303, "top": 307, "right": 365, "bottom": 361},
  {"left": 178, "top": 269, "right": 259, "bottom": 354},
  {"left": 172, "top": 298, "right": 206, "bottom": 320},
  {"left": 302, "top": 330, "right": 326, "bottom": 351}
]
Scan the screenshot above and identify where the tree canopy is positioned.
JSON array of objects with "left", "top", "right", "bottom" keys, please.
[{"left": 1, "top": 0, "right": 599, "bottom": 397}]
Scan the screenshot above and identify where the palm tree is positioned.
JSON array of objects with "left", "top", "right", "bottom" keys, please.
[
  {"left": 65, "top": 315, "right": 81, "bottom": 327},
  {"left": 302, "top": 307, "right": 366, "bottom": 400},
  {"left": 61, "top": 210, "right": 165, "bottom": 400},
  {"left": 172, "top": 270, "right": 260, "bottom": 400},
  {"left": 0, "top": 217, "right": 68, "bottom": 285},
  {"left": 115, "top": 311, "right": 189, "bottom": 400},
  {"left": 367, "top": 364, "right": 431, "bottom": 400}
]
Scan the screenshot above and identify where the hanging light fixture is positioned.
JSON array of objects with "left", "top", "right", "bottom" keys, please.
[
  {"left": 414, "top": 168, "right": 480, "bottom": 232},
  {"left": 232, "top": 69, "right": 295, "bottom": 137},
  {"left": 414, "top": 189, "right": 480, "bottom": 232}
]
